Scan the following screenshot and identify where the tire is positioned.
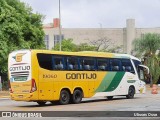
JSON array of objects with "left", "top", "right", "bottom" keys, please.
[
  {"left": 126, "top": 86, "right": 135, "bottom": 99},
  {"left": 59, "top": 90, "right": 70, "bottom": 105},
  {"left": 72, "top": 89, "right": 83, "bottom": 104},
  {"left": 37, "top": 101, "right": 46, "bottom": 106},
  {"left": 107, "top": 96, "right": 113, "bottom": 100}
]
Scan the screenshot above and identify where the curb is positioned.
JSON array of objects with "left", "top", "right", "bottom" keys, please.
[{"left": 0, "top": 96, "right": 10, "bottom": 99}]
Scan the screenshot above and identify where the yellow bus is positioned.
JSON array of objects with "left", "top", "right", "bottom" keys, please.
[{"left": 8, "top": 49, "right": 149, "bottom": 105}]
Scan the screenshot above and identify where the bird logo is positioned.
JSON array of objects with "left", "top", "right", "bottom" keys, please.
[{"left": 12, "top": 53, "right": 26, "bottom": 62}]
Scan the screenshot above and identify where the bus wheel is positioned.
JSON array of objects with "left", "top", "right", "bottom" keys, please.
[
  {"left": 59, "top": 90, "right": 70, "bottom": 105},
  {"left": 107, "top": 96, "right": 113, "bottom": 100},
  {"left": 72, "top": 89, "right": 83, "bottom": 104},
  {"left": 126, "top": 86, "right": 135, "bottom": 99},
  {"left": 37, "top": 101, "right": 46, "bottom": 106}
]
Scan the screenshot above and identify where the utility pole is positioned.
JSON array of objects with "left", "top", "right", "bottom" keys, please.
[
  {"left": 98, "top": 23, "right": 103, "bottom": 39},
  {"left": 59, "top": 0, "right": 62, "bottom": 51}
]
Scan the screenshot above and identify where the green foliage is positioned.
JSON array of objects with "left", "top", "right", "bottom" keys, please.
[
  {"left": 53, "top": 39, "right": 77, "bottom": 52},
  {"left": 133, "top": 33, "right": 160, "bottom": 84},
  {"left": 77, "top": 43, "right": 97, "bottom": 51},
  {"left": 103, "top": 45, "right": 123, "bottom": 53},
  {"left": 147, "top": 55, "right": 160, "bottom": 84},
  {"left": 2, "top": 80, "right": 9, "bottom": 90},
  {"left": 133, "top": 33, "right": 160, "bottom": 56},
  {"left": 0, "top": 0, "right": 45, "bottom": 74},
  {"left": 53, "top": 37, "right": 122, "bottom": 53},
  {"left": 53, "top": 39, "right": 97, "bottom": 52}
]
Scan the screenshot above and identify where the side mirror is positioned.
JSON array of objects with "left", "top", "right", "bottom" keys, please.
[{"left": 138, "top": 65, "right": 149, "bottom": 74}]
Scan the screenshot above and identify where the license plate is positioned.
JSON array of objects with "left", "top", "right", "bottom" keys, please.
[{"left": 18, "top": 95, "right": 23, "bottom": 98}]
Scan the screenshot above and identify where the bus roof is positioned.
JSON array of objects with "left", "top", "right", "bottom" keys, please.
[{"left": 28, "top": 49, "right": 140, "bottom": 61}]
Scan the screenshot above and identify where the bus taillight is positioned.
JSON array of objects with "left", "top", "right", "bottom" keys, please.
[
  {"left": 8, "top": 81, "right": 13, "bottom": 93},
  {"left": 30, "top": 79, "right": 37, "bottom": 93}
]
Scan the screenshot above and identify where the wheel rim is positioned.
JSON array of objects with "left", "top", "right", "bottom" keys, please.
[
  {"left": 73, "top": 90, "right": 82, "bottom": 104},
  {"left": 62, "top": 93, "right": 68, "bottom": 102},
  {"left": 75, "top": 92, "right": 81, "bottom": 100}
]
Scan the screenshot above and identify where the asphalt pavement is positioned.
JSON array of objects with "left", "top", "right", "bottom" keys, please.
[{"left": 0, "top": 86, "right": 160, "bottom": 119}]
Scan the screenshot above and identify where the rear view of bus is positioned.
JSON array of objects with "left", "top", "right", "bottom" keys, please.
[{"left": 8, "top": 50, "right": 37, "bottom": 101}]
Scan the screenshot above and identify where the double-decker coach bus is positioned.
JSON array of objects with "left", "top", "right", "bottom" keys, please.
[{"left": 8, "top": 50, "right": 149, "bottom": 105}]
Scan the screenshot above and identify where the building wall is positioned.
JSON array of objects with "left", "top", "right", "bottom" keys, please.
[
  {"left": 136, "top": 28, "right": 160, "bottom": 38},
  {"left": 44, "top": 27, "right": 124, "bottom": 50},
  {"left": 43, "top": 19, "right": 160, "bottom": 54}
]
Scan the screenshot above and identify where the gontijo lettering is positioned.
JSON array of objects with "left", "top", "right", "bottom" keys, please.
[
  {"left": 9, "top": 66, "right": 30, "bottom": 71},
  {"left": 66, "top": 73, "right": 97, "bottom": 79}
]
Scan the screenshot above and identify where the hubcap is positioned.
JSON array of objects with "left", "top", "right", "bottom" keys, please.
[
  {"left": 75, "top": 93, "right": 80, "bottom": 100},
  {"left": 62, "top": 94, "right": 67, "bottom": 101}
]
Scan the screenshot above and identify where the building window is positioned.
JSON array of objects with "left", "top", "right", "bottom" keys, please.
[
  {"left": 44, "top": 35, "right": 49, "bottom": 49},
  {"left": 54, "top": 34, "right": 64, "bottom": 47}
]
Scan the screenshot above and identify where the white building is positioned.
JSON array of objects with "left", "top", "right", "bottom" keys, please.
[{"left": 43, "top": 19, "right": 160, "bottom": 54}]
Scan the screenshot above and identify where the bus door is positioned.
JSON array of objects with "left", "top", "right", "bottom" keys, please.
[{"left": 137, "top": 65, "right": 149, "bottom": 93}]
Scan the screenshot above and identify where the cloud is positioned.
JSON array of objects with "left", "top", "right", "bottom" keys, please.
[{"left": 20, "top": 0, "right": 160, "bottom": 28}]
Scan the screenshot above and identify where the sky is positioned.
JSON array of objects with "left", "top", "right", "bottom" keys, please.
[{"left": 20, "top": 0, "right": 160, "bottom": 28}]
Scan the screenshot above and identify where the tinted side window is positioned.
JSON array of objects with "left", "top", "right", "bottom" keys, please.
[
  {"left": 78, "top": 58, "right": 83, "bottom": 70},
  {"left": 110, "top": 59, "right": 121, "bottom": 71},
  {"left": 121, "top": 59, "right": 135, "bottom": 73},
  {"left": 67, "top": 57, "right": 78, "bottom": 70},
  {"left": 37, "top": 53, "right": 53, "bottom": 70},
  {"left": 97, "top": 59, "right": 109, "bottom": 71},
  {"left": 82, "top": 57, "right": 96, "bottom": 71},
  {"left": 53, "top": 56, "right": 65, "bottom": 70}
]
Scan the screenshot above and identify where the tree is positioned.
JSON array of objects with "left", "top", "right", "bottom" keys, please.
[
  {"left": 53, "top": 39, "right": 77, "bottom": 51},
  {"left": 77, "top": 43, "right": 97, "bottom": 51},
  {"left": 0, "top": 0, "right": 45, "bottom": 74},
  {"left": 53, "top": 38, "right": 123, "bottom": 53},
  {"left": 53, "top": 39, "right": 97, "bottom": 52},
  {"left": 106, "top": 45, "right": 123, "bottom": 53},
  {"left": 133, "top": 33, "right": 160, "bottom": 84},
  {"left": 89, "top": 37, "right": 113, "bottom": 51},
  {"left": 133, "top": 33, "right": 160, "bottom": 56},
  {"left": 88, "top": 36, "right": 124, "bottom": 53},
  {"left": 146, "top": 53, "right": 160, "bottom": 84}
]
